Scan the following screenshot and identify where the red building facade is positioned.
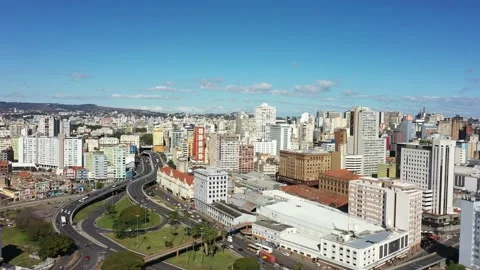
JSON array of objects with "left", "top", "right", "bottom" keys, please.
[{"left": 192, "top": 126, "right": 206, "bottom": 162}]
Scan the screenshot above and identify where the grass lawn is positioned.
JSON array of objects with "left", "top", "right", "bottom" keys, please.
[
  {"left": 96, "top": 196, "right": 163, "bottom": 229},
  {"left": 166, "top": 248, "right": 239, "bottom": 270},
  {"left": 105, "top": 225, "right": 192, "bottom": 255},
  {"left": 2, "top": 227, "right": 41, "bottom": 268},
  {"left": 73, "top": 200, "right": 106, "bottom": 224}
]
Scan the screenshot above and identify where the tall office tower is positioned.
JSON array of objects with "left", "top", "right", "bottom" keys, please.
[
  {"left": 60, "top": 119, "right": 71, "bottom": 136},
  {"left": 37, "top": 136, "right": 60, "bottom": 169},
  {"left": 194, "top": 167, "right": 229, "bottom": 212},
  {"left": 351, "top": 107, "right": 386, "bottom": 175},
  {"left": 270, "top": 124, "right": 292, "bottom": 156},
  {"left": 238, "top": 144, "right": 254, "bottom": 173},
  {"left": 459, "top": 197, "right": 480, "bottom": 269},
  {"left": 315, "top": 110, "right": 326, "bottom": 130},
  {"left": 300, "top": 112, "right": 309, "bottom": 123},
  {"left": 64, "top": 137, "right": 83, "bottom": 167},
  {"left": 216, "top": 134, "right": 240, "bottom": 172},
  {"left": 104, "top": 146, "right": 126, "bottom": 181},
  {"left": 254, "top": 103, "right": 276, "bottom": 142},
  {"left": 83, "top": 151, "right": 108, "bottom": 180},
  {"left": 38, "top": 116, "right": 60, "bottom": 137},
  {"left": 192, "top": 126, "right": 206, "bottom": 162},
  {"left": 236, "top": 112, "right": 255, "bottom": 137},
  {"left": 399, "top": 139, "right": 455, "bottom": 215},
  {"left": 298, "top": 122, "right": 314, "bottom": 147},
  {"left": 170, "top": 128, "right": 183, "bottom": 153},
  {"left": 334, "top": 129, "right": 347, "bottom": 152},
  {"left": 207, "top": 133, "right": 218, "bottom": 166},
  {"left": 152, "top": 126, "right": 164, "bottom": 152},
  {"left": 18, "top": 136, "right": 37, "bottom": 164},
  {"left": 348, "top": 177, "right": 423, "bottom": 251}
]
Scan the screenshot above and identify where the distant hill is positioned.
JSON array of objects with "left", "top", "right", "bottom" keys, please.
[{"left": 0, "top": 101, "right": 150, "bottom": 114}]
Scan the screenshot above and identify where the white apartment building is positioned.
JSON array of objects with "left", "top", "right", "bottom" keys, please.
[
  {"left": 103, "top": 146, "right": 126, "bottom": 181},
  {"left": 454, "top": 165, "right": 480, "bottom": 193},
  {"left": 37, "top": 136, "right": 61, "bottom": 168},
  {"left": 0, "top": 137, "right": 12, "bottom": 151},
  {"left": 258, "top": 190, "right": 409, "bottom": 270},
  {"left": 60, "top": 119, "right": 71, "bottom": 136},
  {"left": 459, "top": 197, "right": 480, "bottom": 269},
  {"left": 99, "top": 137, "right": 120, "bottom": 149},
  {"left": 270, "top": 124, "right": 292, "bottom": 156},
  {"left": 18, "top": 136, "right": 37, "bottom": 164},
  {"left": 194, "top": 167, "right": 228, "bottom": 207},
  {"left": 351, "top": 107, "right": 386, "bottom": 176},
  {"left": 254, "top": 103, "right": 276, "bottom": 142},
  {"left": 454, "top": 146, "right": 466, "bottom": 165},
  {"left": 120, "top": 134, "right": 141, "bottom": 148},
  {"left": 157, "top": 165, "right": 194, "bottom": 200},
  {"left": 348, "top": 177, "right": 423, "bottom": 250},
  {"left": 298, "top": 122, "right": 314, "bottom": 147},
  {"left": 399, "top": 139, "right": 456, "bottom": 215},
  {"left": 85, "top": 138, "right": 99, "bottom": 152},
  {"left": 63, "top": 138, "right": 83, "bottom": 167},
  {"left": 252, "top": 140, "right": 277, "bottom": 156},
  {"left": 37, "top": 116, "right": 59, "bottom": 137},
  {"left": 344, "top": 155, "right": 363, "bottom": 174}
]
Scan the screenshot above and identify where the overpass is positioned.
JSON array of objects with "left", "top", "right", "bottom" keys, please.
[{"left": 144, "top": 237, "right": 203, "bottom": 263}]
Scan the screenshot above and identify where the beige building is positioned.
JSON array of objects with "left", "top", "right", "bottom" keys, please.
[
  {"left": 153, "top": 126, "right": 164, "bottom": 152},
  {"left": 157, "top": 165, "right": 194, "bottom": 201},
  {"left": 349, "top": 177, "right": 423, "bottom": 251},
  {"left": 278, "top": 149, "right": 333, "bottom": 186}
]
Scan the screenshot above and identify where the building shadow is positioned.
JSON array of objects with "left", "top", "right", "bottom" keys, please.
[{"left": 2, "top": 245, "right": 23, "bottom": 263}]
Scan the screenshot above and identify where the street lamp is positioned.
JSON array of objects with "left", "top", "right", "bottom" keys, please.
[{"left": 136, "top": 214, "right": 140, "bottom": 248}]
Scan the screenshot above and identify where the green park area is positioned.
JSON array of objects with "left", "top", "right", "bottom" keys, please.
[
  {"left": 73, "top": 200, "right": 106, "bottom": 224},
  {"left": 2, "top": 227, "right": 41, "bottom": 268},
  {"left": 96, "top": 197, "right": 162, "bottom": 229},
  {"left": 166, "top": 248, "right": 239, "bottom": 270},
  {"left": 106, "top": 225, "right": 192, "bottom": 255}
]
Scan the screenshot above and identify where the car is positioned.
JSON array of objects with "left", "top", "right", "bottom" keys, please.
[
  {"left": 238, "top": 248, "right": 243, "bottom": 251},
  {"left": 67, "top": 211, "right": 71, "bottom": 215},
  {"left": 60, "top": 209, "right": 64, "bottom": 213},
  {"left": 283, "top": 252, "right": 290, "bottom": 256},
  {"left": 229, "top": 245, "right": 234, "bottom": 249},
  {"left": 84, "top": 256, "right": 90, "bottom": 261}
]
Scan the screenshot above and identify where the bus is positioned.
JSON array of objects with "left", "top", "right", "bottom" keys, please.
[
  {"left": 255, "top": 243, "right": 273, "bottom": 253},
  {"left": 61, "top": 216, "right": 67, "bottom": 226},
  {"left": 247, "top": 244, "right": 260, "bottom": 253}
]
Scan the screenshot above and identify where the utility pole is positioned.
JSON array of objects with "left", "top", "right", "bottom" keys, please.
[{"left": 136, "top": 214, "right": 140, "bottom": 248}]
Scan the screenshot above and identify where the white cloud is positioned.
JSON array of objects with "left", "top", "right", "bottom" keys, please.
[
  {"left": 200, "top": 78, "right": 224, "bottom": 89},
  {"left": 148, "top": 84, "right": 191, "bottom": 93},
  {"left": 70, "top": 72, "right": 92, "bottom": 81},
  {"left": 224, "top": 82, "right": 273, "bottom": 94},
  {"left": 111, "top": 94, "right": 179, "bottom": 100},
  {"left": 51, "top": 93, "right": 92, "bottom": 100},
  {"left": 294, "top": 80, "right": 335, "bottom": 95}
]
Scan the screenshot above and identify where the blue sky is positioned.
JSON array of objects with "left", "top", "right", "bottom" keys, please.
[{"left": 1, "top": 1, "right": 479, "bottom": 116}]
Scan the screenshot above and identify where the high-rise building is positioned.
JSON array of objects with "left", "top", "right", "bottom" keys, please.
[
  {"left": 459, "top": 197, "right": 480, "bottom": 269},
  {"left": 37, "top": 116, "right": 60, "bottom": 137},
  {"left": 18, "top": 136, "right": 37, "bottom": 164},
  {"left": 270, "top": 124, "right": 292, "bottom": 156},
  {"left": 216, "top": 134, "right": 240, "bottom": 172},
  {"left": 37, "top": 136, "right": 61, "bottom": 169},
  {"left": 170, "top": 129, "right": 183, "bottom": 153},
  {"left": 192, "top": 126, "right": 206, "bottom": 162},
  {"left": 103, "top": 146, "right": 126, "bottom": 181},
  {"left": 152, "top": 126, "right": 164, "bottom": 152},
  {"left": 194, "top": 167, "right": 229, "bottom": 209},
  {"left": 334, "top": 128, "right": 347, "bottom": 152},
  {"left": 254, "top": 103, "right": 276, "bottom": 142},
  {"left": 279, "top": 149, "right": 332, "bottom": 186},
  {"left": 60, "top": 119, "right": 71, "bottom": 136},
  {"left": 350, "top": 107, "right": 386, "bottom": 175},
  {"left": 399, "top": 139, "right": 455, "bottom": 215},
  {"left": 349, "top": 177, "right": 423, "bottom": 251},
  {"left": 83, "top": 151, "right": 108, "bottom": 180},
  {"left": 63, "top": 137, "right": 83, "bottom": 167},
  {"left": 238, "top": 144, "right": 254, "bottom": 173}
]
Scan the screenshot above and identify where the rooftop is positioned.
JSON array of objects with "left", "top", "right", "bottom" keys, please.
[
  {"left": 280, "top": 185, "right": 348, "bottom": 208},
  {"left": 212, "top": 201, "right": 253, "bottom": 218},
  {"left": 159, "top": 165, "right": 194, "bottom": 186},
  {"left": 254, "top": 220, "right": 293, "bottom": 232},
  {"left": 280, "top": 149, "right": 330, "bottom": 155},
  {"left": 320, "top": 169, "right": 360, "bottom": 181}
]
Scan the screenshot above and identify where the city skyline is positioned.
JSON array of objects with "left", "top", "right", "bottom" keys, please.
[{"left": 1, "top": 1, "right": 480, "bottom": 116}]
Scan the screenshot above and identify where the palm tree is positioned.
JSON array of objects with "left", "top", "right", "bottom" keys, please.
[
  {"left": 168, "top": 210, "right": 180, "bottom": 226},
  {"left": 221, "top": 229, "right": 228, "bottom": 242},
  {"left": 295, "top": 262, "right": 303, "bottom": 270},
  {"left": 200, "top": 223, "right": 218, "bottom": 256}
]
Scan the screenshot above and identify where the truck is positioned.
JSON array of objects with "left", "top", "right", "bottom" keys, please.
[
  {"left": 259, "top": 250, "right": 277, "bottom": 264},
  {"left": 61, "top": 216, "right": 67, "bottom": 226}
]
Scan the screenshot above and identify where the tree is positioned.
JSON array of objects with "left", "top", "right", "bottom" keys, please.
[
  {"left": 295, "top": 262, "right": 303, "bottom": 270},
  {"left": 233, "top": 258, "right": 260, "bottom": 270},
  {"left": 167, "top": 160, "right": 177, "bottom": 169},
  {"left": 96, "top": 182, "right": 105, "bottom": 189},
  {"left": 15, "top": 209, "right": 33, "bottom": 230},
  {"left": 118, "top": 205, "right": 147, "bottom": 226},
  {"left": 140, "top": 134, "right": 153, "bottom": 145},
  {"left": 102, "top": 251, "right": 144, "bottom": 270},
  {"left": 26, "top": 221, "right": 54, "bottom": 242},
  {"left": 106, "top": 204, "right": 116, "bottom": 216},
  {"left": 113, "top": 220, "right": 129, "bottom": 239},
  {"left": 446, "top": 261, "right": 466, "bottom": 270},
  {"left": 168, "top": 210, "right": 179, "bottom": 224},
  {"left": 200, "top": 222, "right": 218, "bottom": 256},
  {"left": 38, "top": 233, "right": 75, "bottom": 260},
  {"left": 221, "top": 229, "right": 228, "bottom": 242}
]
